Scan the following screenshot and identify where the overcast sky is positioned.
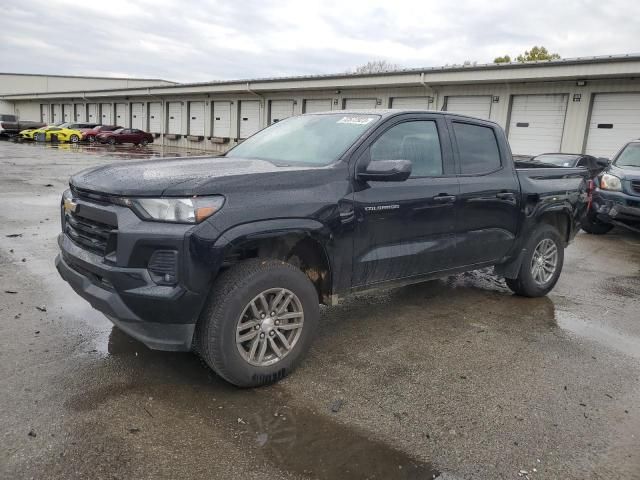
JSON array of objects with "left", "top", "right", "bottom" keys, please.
[{"left": 1, "top": 0, "right": 639, "bottom": 83}]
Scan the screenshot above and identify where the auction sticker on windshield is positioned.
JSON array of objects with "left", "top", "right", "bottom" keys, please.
[{"left": 337, "top": 116, "right": 375, "bottom": 125}]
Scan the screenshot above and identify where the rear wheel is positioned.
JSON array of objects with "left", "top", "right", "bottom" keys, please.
[
  {"left": 108, "top": 137, "right": 116, "bottom": 145},
  {"left": 505, "top": 224, "right": 564, "bottom": 297},
  {"left": 196, "top": 259, "right": 319, "bottom": 388},
  {"left": 581, "top": 213, "right": 614, "bottom": 235}
]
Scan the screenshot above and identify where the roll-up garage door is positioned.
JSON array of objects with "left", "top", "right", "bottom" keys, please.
[
  {"left": 188, "top": 101, "right": 205, "bottom": 136},
  {"left": 115, "top": 103, "right": 127, "bottom": 127},
  {"left": 148, "top": 102, "right": 162, "bottom": 133},
  {"left": 74, "top": 104, "right": 86, "bottom": 122},
  {"left": 52, "top": 104, "right": 62, "bottom": 124},
  {"left": 167, "top": 102, "right": 183, "bottom": 134},
  {"left": 87, "top": 104, "right": 98, "bottom": 122},
  {"left": 391, "top": 97, "right": 431, "bottom": 110},
  {"left": 269, "top": 100, "right": 294, "bottom": 124},
  {"left": 585, "top": 93, "right": 640, "bottom": 158},
  {"left": 63, "top": 104, "right": 73, "bottom": 122},
  {"left": 508, "top": 94, "right": 568, "bottom": 156},
  {"left": 445, "top": 96, "right": 492, "bottom": 119},
  {"left": 344, "top": 98, "right": 377, "bottom": 109},
  {"left": 239, "top": 100, "right": 260, "bottom": 138},
  {"left": 304, "top": 99, "right": 332, "bottom": 113},
  {"left": 131, "top": 103, "right": 144, "bottom": 130},
  {"left": 40, "top": 105, "right": 49, "bottom": 124},
  {"left": 100, "top": 104, "right": 112, "bottom": 124},
  {"left": 212, "top": 101, "right": 231, "bottom": 138}
]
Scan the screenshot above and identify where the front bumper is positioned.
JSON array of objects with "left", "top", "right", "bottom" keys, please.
[
  {"left": 592, "top": 189, "right": 640, "bottom": 231},
  {"left": 55, "top": 196, "right": 215, "bottom": 351}
]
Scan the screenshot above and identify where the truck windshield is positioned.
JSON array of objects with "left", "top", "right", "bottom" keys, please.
[
  {"left": 226, "top": 113, "right": 380, "bottom": 166},
  {"left": 615, "top": 143, "right": 640, "bottom": 168}
]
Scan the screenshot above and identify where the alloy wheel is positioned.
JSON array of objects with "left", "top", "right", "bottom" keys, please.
[
  {"left": 530, "top": 238, "right": 558, "bottom": 286},
  {"left": 236, "top": 288, "right": 304, "bottom": 367}
]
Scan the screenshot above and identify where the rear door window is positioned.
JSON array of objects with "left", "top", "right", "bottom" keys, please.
[{"left": 453, "top": 122, "right": 501, "bottom": 174}]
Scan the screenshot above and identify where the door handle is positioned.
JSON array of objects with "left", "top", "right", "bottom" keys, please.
[
  {"left": 432, "top": 194, "right": 456, "bottom": 203},
  {"left": 496, "top": 192, "right": 515, "bottom": 200}
]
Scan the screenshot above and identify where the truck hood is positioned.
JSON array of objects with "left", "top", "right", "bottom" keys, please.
[{"left": 70, "top": 156, "right": 318, "bottom": 196}]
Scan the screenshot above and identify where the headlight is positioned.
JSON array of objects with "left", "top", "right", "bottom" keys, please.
[
  {"left": 127, "top": 196, "right": 225, "bottom": 224},
  {"left": 600, "top": 173, "right": 622, "bottom": 191}
]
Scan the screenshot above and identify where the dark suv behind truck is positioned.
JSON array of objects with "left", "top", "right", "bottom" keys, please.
[
  {"left": 56, "top": 110, "right": 590, "bottom": 387},
  {"left": 581, "top": 140, "right": 640, "bottom": 234}
]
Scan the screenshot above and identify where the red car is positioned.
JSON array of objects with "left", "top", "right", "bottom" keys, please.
[
  {"left": 80, "top": 125, "right": 121, "bottom": 142},
  {"left": 96, "top": 128, "right": 154, "bottom": 146}
]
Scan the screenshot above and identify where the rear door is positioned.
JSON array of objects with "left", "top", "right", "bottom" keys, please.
[
  {"left": 449, "top": 118, "right": 520, "bottom": 266},
  {"left": 352, "top": 114, "right": 459, "bottom": 286}
]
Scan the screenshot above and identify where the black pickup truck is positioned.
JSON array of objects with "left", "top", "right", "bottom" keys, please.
[
  {"left": 0, "top": 114, "right": 46, "bottom": 137},
  {"left": 56, "top": 110, "right": 590, "bottom": 387}
]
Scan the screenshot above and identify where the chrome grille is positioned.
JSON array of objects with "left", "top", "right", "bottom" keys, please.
[
  {"left": 631, "top": 180, "right": 640, "bottom": 195},
  {"left": 64, "top": 210, "right": 116, "bottom": 256}
]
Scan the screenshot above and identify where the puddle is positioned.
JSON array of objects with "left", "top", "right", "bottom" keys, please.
[
  {"left": 555, "top": 309, "right": 640, "bottom": 359},
  {"left": 66, "top": 326, "right": 440, "bottom": 480}
]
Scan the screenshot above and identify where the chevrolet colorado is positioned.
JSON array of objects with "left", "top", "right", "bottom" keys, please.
[{"left": 56, "top": 110, "right": 590, "bottom": 387}]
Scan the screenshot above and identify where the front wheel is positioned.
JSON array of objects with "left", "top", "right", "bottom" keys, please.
[
  {"left": 141, "top": 139, "right": 149, "bottom": 146},
  {"left": 108, "top": 137, "right": 116, "bottom": 145},
  {"left": 505, "top": 225, "right": 564, "bottom": 297},
  {"left": 87, "top": 135, "right": 96, "bottom": 143},
  {"left": 69, "top": 134, "right": 79, "bottom": 143},
  {"left": 196, "top": 259, "right": 319, "bottom": 388}
]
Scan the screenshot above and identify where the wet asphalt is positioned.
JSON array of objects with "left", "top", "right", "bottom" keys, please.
[{"left": 1, "top": 140, "right": 639, "bottom": 480}]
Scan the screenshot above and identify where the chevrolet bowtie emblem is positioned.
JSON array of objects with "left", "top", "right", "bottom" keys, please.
[{"left": 63, "top": 199, "right": 77, "bottom": 213}]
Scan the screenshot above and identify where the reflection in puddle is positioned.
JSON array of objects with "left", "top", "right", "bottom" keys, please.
[
  {"left": 555, "top": 310, "right": 640, "bottom": 359},
  {"left": 71, "top": 327, "right": 441, "bottom": 480}
]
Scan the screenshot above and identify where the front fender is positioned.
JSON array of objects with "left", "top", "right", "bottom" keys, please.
[{"left": 189, "top": 218, "right": 330, "bottom": 270}]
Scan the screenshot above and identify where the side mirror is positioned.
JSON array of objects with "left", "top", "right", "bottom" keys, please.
[
  {"left": 358, "top": 159, "right": 412, "bottom": 182},
  {"left": 596, "top": 157, "right": 610, "bottom": 168}
]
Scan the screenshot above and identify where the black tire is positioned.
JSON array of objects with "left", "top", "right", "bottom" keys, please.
[
  {"left": 69, "top": 134, "right": 79, "bottom": 143},
  {"left": 196, "top": 259, "right": 319, "bottom": 388},
  {"left": 581, "top": 214, "right": 614, "bottom": 235},
  {"left": 108, "top": 137, "right": 116, "bottom": 145},
  {"left": 141, "top": 139, "right": 149, "bottom": 146},
  {"left": 87, "top": 135, "right": 95, "bottom": 143},
  {"left": 505, "top": 224, "right": 565, "bottom": 297}
]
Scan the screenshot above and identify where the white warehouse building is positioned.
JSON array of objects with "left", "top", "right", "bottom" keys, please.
[{"left": 2, "top": 54, "right": 640, "bottom": 158}]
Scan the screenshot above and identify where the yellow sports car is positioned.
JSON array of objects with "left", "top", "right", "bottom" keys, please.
[{"left": 20, "top": 125, "right": 83, "bottom": 143}]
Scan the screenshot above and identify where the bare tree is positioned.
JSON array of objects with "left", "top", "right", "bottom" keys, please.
[{"left": 351, "top": 60, "right": 401, "bottom": 74}]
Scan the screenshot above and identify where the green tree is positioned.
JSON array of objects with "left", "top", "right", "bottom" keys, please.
[
  {"left": 351, "top": 60, "right": 401, "bottom": 74},
  {"left": 516, "top": 46, "right": 561, "bottom": 62},
  {"left": 493, "top": 47, "right": 561, "bottom": 64},
  {"left": 494, "top": 55, "right": 512, "bottom": 63}
]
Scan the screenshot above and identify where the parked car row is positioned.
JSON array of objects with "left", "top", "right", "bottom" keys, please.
[{"left": 17, "top": 122, "right": 154, "bottom": 145}]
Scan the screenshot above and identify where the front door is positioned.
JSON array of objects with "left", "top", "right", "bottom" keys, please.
[{"left": 352, "top": 115, "right": 459, "bottom": 287}]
